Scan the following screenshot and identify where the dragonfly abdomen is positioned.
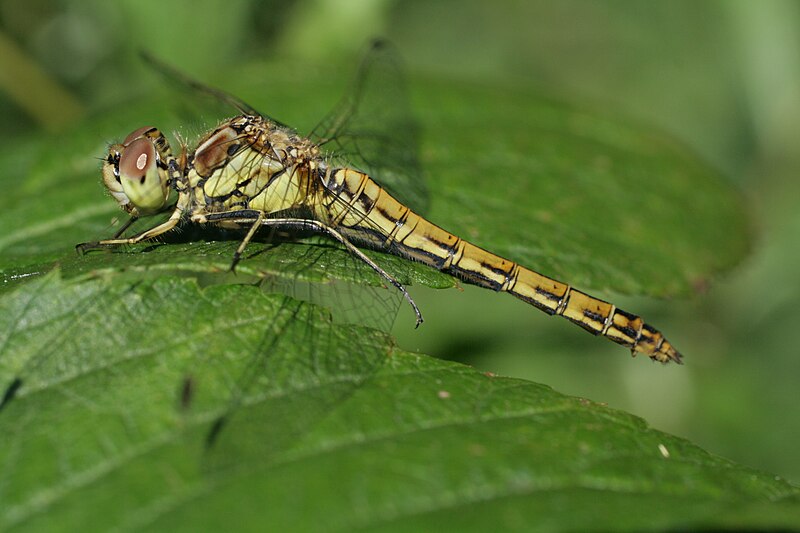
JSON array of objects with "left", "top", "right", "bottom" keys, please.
[
  {"left": 510, "top": 267, "right": 681, "bottom": 362},
  {"left": 323, "top": 168, "right": 682, "bottom": 363},
  {"left": 412, "top": 225, "right": 681, "bottom": 363},
  {"left": 445, "top": 236, "right": 683, "bottom": 363}
]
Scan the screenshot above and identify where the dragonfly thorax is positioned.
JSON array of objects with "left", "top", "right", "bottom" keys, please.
[
  {"left": 191, "top": 115, "right": 319, "bottom": 175},
  {"left": 186, "top": 115, "right": 323, "bottom": 215},
  {"left": 102, "top": 126, "right": 176, "bottom": 216}
]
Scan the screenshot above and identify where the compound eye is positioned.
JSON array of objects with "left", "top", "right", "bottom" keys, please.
[
  {"left": 100, "top": 126, "right": 173, "bottom": 216},
  {"left": 123, "top": 126, "right": 155, "bottom": 146},
  {"left": 119, "top": 137, "right": 156, "bottom": 181},
  {"left": 116, "top": 134, "right": 170, "bottom": 215}
]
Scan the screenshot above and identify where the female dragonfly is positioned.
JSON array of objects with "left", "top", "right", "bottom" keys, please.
[{"left": 78, "top": 41, "right": 682, "bottom": 364}]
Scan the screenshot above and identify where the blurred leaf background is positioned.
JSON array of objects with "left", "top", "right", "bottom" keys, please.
[{"left": 0, "top": 0, "right": 798, "bottom": 489}]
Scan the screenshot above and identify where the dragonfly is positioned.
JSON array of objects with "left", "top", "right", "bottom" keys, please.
[{"left": 77, "top": 40, "right": 682, "bottom": 364}]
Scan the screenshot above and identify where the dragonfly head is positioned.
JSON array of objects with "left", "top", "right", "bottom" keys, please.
[{"left": 102, "top": 126, "right": 174, "bottom": 216}]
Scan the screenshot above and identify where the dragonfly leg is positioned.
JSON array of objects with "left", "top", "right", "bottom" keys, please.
[
  {"left": 76, "top": 204, "right": 184, "bottom": 254},
  {"left": 203, "top": 212, "right": 424, "bottom": 327},
  {"left": 282, "top": 219, "right": 422, "bottom": 327},
  {"left": 230, "top": 211, "right": 265, "bottom": 272},
  {"left": 111, "top": 215, "right": 139, "bottom": 239}
]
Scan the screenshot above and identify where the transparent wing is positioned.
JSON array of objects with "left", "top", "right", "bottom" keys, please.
[
  {"left": 139, "top": 51, "right": 292, "bottom": 137},
  {"left": 310, "top": 39, "right": 429, "bottom": 214},
  {"left": 143, "top": 42, "right": 428, "bottom": 213},
  {"left": 99, "top": 48, "right": 427, "bottom": 458},
  {"left": 0, "top": 46, "right": 441, "bottom": 492},
  {"left": 140, "top": 51, "right": 261, "bottom": 117},
  {"left": 120, "top": 49, "right": 424, "bottom": 335},
  {"left": 0, "top": 274, "right": 395, "bottom": 489}
]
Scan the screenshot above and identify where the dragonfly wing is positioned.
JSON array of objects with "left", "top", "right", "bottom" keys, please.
[
  {"left": 139, "top": 50, "right": 292, "bottom": 131},
  {"left": 310, "top": 40, "right": 429, "bottom": 215}
]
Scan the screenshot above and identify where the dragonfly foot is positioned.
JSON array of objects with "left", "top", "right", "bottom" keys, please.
[
  {"left": 75, "top": 242, "right": 100, "bottom": 255},
  {"left": 408, "top": 296, "right": 423, "bottom": 328},
  {"left": 228, "top": 252, "right": 241, "bottom": 273}
]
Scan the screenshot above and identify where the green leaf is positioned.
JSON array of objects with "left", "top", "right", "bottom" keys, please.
[
  {"left": 0, "top": 53, "right": 772, "bottom": 532},
  {"left": 0, "top": 273, "right": 797, "bottom": 532},
  {"left": 0, "top": 54, "right": 747, "bottom": 298},
  {"left": 413, "top": 79, "right": 750, "bottom": 297}
]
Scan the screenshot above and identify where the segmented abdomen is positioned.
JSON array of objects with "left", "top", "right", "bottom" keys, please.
[{"left": 320, "top": 167, "right": 682, "bottom": 363}]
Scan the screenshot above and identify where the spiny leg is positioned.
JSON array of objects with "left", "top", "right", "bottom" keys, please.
[
  {"left": 111, "top": 215, "right": 139, "bottom": 239},
  {"left": 282, "top": 219, "right": 423, "bottom": 327},
  {"left": 321, "top": 222, "right": 422, "bottom": 327},
  {"left": 204, "top": 213, "right": 424, "bottom": 327},
  {"left": 230, "top": 211, "right": 265, "bottom": 272},
  {"left": 76, "top": 205, "right": 184, "bottom": 254}
]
